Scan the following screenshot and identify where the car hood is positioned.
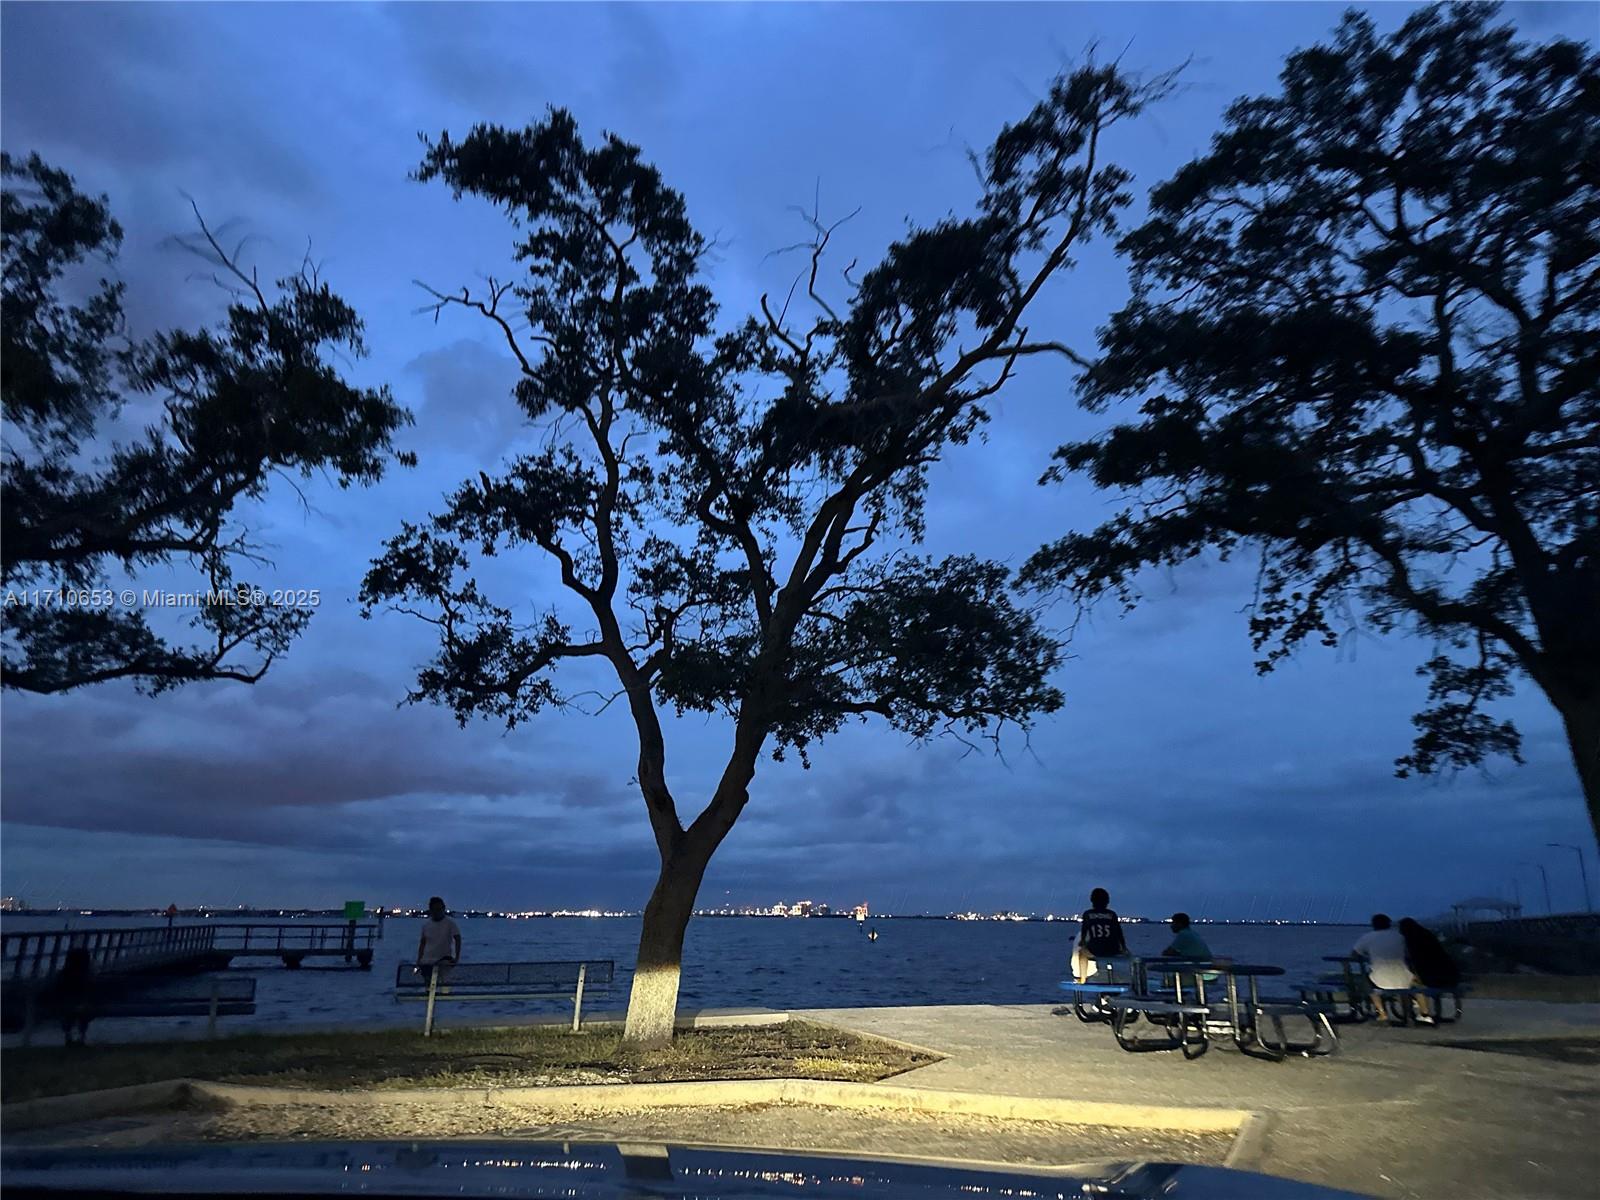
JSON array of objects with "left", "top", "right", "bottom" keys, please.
[{"left": 1, "top": 1140, "right": 1374, "bottom": 1199}]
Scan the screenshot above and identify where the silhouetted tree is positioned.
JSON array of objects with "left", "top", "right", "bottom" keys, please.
[
  {"left": 2, "top": 153, "right": 411, "bottom": 693},
  {"left": 363, "top": 64, "right": 1165, "bottom": 1043},
  {"left": 1025, "top": 5, "right": 1599, "bottom": 836}
]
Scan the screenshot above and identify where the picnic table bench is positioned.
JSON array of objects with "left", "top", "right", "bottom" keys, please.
[
  {"left": 394, "top": 960, "right": 614, "bottom": 1036},
  {"left": 1103, "top": 994, "right": 1212, "bottom": 1058},
  {"left": 1056, "top": 957, "right": 1139, "bottom": 1023},
  {"left": 1298, "top": 956, "right": 1468, "bottom": 1026},
  {"left": 1090, "top": 959, "right": 1339, "bottom": 1062},
  {"left": 1370, "top": 983, "right": 1468, "bottom": 1025},
  {"left": 1056, "top": 979, "right": 1133, "bottom": 1023}
]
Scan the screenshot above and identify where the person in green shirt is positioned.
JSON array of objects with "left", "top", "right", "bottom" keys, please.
[
  {"left": 1162, "top": 911, "right": 1222, "bottom": 985},
  {"left": 1163, "top": 911, "right": 1211, "bottom": 959}
]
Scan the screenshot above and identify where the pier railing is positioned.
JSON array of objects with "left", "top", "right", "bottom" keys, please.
[
  {"left": 212, "top": 923, "right": 379, "bottom": 955},
  {"left": 1, "top": 922, "right": 384, "bottom": 984},
  {"left": 1459, "top": 912, "right": 1600, "bottom": 973},
  {"left": 2, "top": 924, "right": 217, "bottom": 981}
]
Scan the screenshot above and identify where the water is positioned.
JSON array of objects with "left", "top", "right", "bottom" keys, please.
[{"left": 2, "top": 915, "right": 1365, "bottom": 1040}]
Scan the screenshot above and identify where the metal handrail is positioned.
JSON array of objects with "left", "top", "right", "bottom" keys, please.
[
  {"left": 2, "top": 921, "right": 383, "bottom": 978},
  {"left": 2, "top": 924, "right": 218, "bottom": 980}
]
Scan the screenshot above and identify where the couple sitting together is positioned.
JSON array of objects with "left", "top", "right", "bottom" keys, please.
[{"left": 1350, "top": 912, "right": 1460, "bottom": 1020}]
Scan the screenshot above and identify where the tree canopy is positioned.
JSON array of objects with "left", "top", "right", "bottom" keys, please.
[
  {"left": 364, "top": 63, "right": 1164, "bottom": 1040},
  {"left": 2, "top": 153, "right": 412, "bottom": 693},
  {"left": 1024, "top": 3, "right": 1600, "bottom": 831}
]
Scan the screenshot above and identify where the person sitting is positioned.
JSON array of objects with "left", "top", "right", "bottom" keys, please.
[
  {"left": 1397, "top": 917, "right": 1460, "bottom": 1020},
  {"left": 1162, "top": 911, "right": 1211, "bottom": 959},
  {"left": 1351, "top": 913, "right": 1409, "bottom": 1021},
  {"left": 416, "top": 896, "right": 462, "bottom": 980},
  {"left": 1162, "top": 912, "right": 1220, "bottom": 984},
  {"left": 1071, "top": 887, "right": 1130, "bottom": 982}
]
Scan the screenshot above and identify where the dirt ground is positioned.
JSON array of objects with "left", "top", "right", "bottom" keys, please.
[{"left": 2, "top": 1021, "right": 932, "bottom": 1103}]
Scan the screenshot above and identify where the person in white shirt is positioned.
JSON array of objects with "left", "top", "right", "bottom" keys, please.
[
  {"left": 417, "top": 896, "right": 462, "bottom": 972},
  {"left": 1352, "top": 912, "right": 1410, "bottom": 1017}
]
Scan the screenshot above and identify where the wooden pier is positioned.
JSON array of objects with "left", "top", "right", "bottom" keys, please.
[
  {"left": 2, "top": 922, "right": 382, "bottom": 980},
  {"left": 1, "top": 921, "right": 382, "bottom": 1035},
  {"left": 213, "top": 922, "right": 379, "bottom": 969},
  {"left": 3, "top": 923, "right": 226, "bottom": 983}
]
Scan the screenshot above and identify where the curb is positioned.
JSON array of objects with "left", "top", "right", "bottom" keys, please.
[
  {"left": 1222, "top": 1111, "right": 1274, "bottom": 1169},
  {"left": 1, "top": 1079, "right": 196, "bottom": 1132},
  {"left": 791, "top": 1016, "right": 948, "bottom": 1061},
  {"left": 14, "top": 1076, "right": 1250, "bottom": 1138}
]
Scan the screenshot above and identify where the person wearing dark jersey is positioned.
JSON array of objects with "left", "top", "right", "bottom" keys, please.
[{"left": 1070, "top": 888, "right": 1129, "bottom": 981}]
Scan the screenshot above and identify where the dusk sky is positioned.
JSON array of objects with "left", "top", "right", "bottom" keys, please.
[{"left": 2, "top": 1, "right": 1594, "bottom": 921}]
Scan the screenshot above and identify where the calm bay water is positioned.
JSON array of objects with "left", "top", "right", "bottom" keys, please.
[{"left": 2, "top": 915, "right": 1365, "bottom": 1040}]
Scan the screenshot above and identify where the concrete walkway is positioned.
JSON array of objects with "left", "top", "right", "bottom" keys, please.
[{"left": 794, "top": 1001, "right": 1600, "bottom": 1200}]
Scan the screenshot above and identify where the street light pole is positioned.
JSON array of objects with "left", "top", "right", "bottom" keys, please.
[
  {"left": 1546, "top": 843, "right": 1593, "bottom": 912},
  {"left": 1518, "top": 862, "right": 1553, "bottom": 915}
]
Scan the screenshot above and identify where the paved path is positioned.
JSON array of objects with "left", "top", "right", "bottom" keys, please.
[{"left": 793, "top": 1001, "right": 1600, "bottom": 1200}]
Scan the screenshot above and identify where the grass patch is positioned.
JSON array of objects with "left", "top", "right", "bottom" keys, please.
[{"left": 1, "top": 1021, "right": 934, "bottom": 1103}]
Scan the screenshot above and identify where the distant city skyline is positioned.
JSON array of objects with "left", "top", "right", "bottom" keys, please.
[{"left": 3, "top": 893, "right": 1551, "bottom": 925}]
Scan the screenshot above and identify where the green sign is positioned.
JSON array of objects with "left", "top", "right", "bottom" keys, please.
[{"left": 343, "top": 900, "right": 366, "bottom": 920}]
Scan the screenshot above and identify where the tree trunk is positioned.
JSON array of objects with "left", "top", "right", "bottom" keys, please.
[
  {"left": 1557, "top": 692, "right": 1600, "bottom": 847},
  {"left": 622, "top": 842, "right": 712, "bottom": 1046}
]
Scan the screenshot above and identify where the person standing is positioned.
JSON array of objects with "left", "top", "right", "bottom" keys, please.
[
  {"left": 52, "top": 946, "right": 95, "bottom": 1046},
  {"left": 416, "top": 896, "right": 462, "bottom": 977}
]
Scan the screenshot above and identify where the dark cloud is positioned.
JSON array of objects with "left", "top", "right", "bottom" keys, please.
[
  {"left": 0, "top": 4, "right": 324, "bottom": 202},
  {"left": 405, "top": 339, "right": 531, "bottom": 455}
]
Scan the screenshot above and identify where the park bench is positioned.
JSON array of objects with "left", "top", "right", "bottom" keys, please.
[
  {"left": 16, "top": 974, "right": 256, "bottom": 1043},
  {"left": 394, "top": 960, "right": 614, "bottom": 1036}
]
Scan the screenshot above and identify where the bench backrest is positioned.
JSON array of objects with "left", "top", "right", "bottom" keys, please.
[
  {"left": 60, "top": 975, "right": 257, "bottom": 1004},
  {"left": 393, "top": 960, "right": 614, "bottom": 993}
]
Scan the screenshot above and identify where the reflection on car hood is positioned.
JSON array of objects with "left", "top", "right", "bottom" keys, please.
[{"left": 1, "top": 1141, "right": 1374, "bottom": 1200}]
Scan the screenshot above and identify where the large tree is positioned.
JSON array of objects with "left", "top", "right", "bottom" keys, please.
[
  {"left": 362, "top": 65, "right": 1163, "bottom": 1043},
  {"left": 1025, "top": 4, "right": 1599, "bottom": 836},
  {"left": 2, "top": 153, "right": 411, "bottom": 693}
]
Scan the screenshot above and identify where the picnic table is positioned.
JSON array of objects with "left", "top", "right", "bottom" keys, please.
[{"left": 1108, "top": 958, "right": 1338, "bottom": 1061}]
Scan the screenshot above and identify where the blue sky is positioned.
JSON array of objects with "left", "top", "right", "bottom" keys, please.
[{"left": 2, "top": 2, "right": 1594, "bottom": 919}]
